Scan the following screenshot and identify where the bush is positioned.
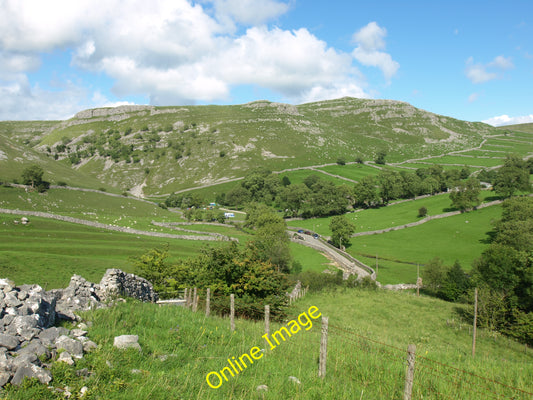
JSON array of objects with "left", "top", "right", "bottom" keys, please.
[
  {"left": 418, "top": 206, "right": 428, "bottom": 218},
  {"left": 375, "top": 150, "right": 387, "bottom": 165},
  {"left": 56, "top": 181, "right": 67, "bottom": 187},
  {"left": 336, "top": 157, "right": 346, "bottom": 165}
]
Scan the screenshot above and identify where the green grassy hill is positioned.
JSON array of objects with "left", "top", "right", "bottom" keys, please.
[
  {"left": 4, "top": 290, "right": 532, "bottom": 399},
  {"left": 498, "top": 122, "right": 533, "bottom": 133},
  {"left": 1, "top": 98, "right": 499, "bottom": 196}
]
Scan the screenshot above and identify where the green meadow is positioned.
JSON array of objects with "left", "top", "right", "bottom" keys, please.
[
  {"left": 4, "top": 290, "right": 532, "bottom": 399},
  {"left": 0, "top": 214, "right": 227, "bottom": 289},
  {"left": 348, "top": 205, "right": 501, "bottom": 277}
]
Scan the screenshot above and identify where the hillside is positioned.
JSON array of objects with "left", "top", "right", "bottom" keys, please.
[
  {"left": 4, "top": 289, "right": 532, "bottom": 399},
  {"left": 0, "top": 98, "right": 498, "bottom": 196},
  {"left": 498, "top": 122, "right": 533, "bottom": 133}
]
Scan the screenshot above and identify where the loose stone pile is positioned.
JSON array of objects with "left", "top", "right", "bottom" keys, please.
[{"left": 0, "top": 269, "right": 157, "bottom": 387}]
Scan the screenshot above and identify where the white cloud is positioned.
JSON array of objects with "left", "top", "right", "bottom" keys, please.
[
  {"left": 468, "top": 93, "right": 480, "bottom": 103},
  {"left": 351, "top": 22, "right": 399, "bottom": 81},
  {"left": 489, "top": 55, "right": 514, "bottom": 70},
  {"left": 0, "top": 76, "right": 89, "bottom": 120},
  {"left": 207, "top": 0, "right": 290, "bottom": 26},
  {"left": 465, "top": 55, "right": 514, "bottom": 84},
  {"left": 0, "top": 0, "right": 372, "bottom": 118},
  {"left": 483, "top": 114, "right": 533, "bottom": 127}
]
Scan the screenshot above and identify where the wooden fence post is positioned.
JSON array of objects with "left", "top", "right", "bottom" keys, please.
[
  {"left": 403, "top": 344, "right": 416, "bottom": 400},
  {"left": 265, "top": 305, "right": 270, "bottom": 336},
  {"left": 318, "top": 316, "right": 329, "bottom": 378},
  {"left": 187, "top": 288, "right": 192, "bottom": 308},
  {"left": 192, "top": 287, "right": 198, "bottom": 312},
  {"left": 472, "top": 287, "right": 478, "bottom": 357},
  {"left": 416, "top": 264, "right": 420, "bottom": 297},
  {"left": 206, "top": 288, "right": 210, "bottom": 317},
  {"left": 230, "top": 294, "right": 235, "bottom": 332},
  {"left": 184, "top": 288, "right": 188, "bottom": 306}
]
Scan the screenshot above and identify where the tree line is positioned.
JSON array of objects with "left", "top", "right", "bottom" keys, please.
[
  {"left": 164, "top": 154, "right": 531, "bottom": 219},
  {"left": 422, "top": 196, "right": 533, "bottom": 345}
]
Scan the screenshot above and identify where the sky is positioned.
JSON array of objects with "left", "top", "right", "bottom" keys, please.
[{"left": 0, "top": 0, "right": 532, "bottom": 126}]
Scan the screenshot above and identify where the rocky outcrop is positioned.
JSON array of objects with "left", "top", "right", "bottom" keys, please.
[{"left": 0, "top": 269, "right": 156, "bottom": 387}]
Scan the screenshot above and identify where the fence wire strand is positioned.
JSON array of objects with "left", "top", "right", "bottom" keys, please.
[{"left": 170, "top": 290, "right": 533, "bottom": 399}]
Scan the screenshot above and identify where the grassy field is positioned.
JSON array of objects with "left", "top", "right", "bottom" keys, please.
[
  {"left": 0, "top": 186, "right": 250, "bottom": 240},
  {"left": 291, "top": 191, "right": 500, "bottom": 236},
  {"left": 290, "top": 242, "right": 333, "bottom": 273},
  {"left": 0, "top": 214, "right": 228, "bottom": 289},
  {"left": 348, "top": 204, "right": 501, "bottom": 275},
  {"left": 316, "top": 163, "right": 382, "bottom": 181},
  {"left": 4, "top": 289, "right": 531, "bottom": 399}
]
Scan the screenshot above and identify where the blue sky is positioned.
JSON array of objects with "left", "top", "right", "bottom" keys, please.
[{"left": 0, "top": 0, "right": 532, "bottom": 125}]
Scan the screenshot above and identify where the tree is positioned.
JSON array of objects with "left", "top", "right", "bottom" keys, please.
[
  {"left": 21, "top": 164, "right": 49, "bottom": 192},
  {"left": 21, "top": 165, "right": 44, "bottom": 188},
  {"left": 225, "top": 186, "right": 251, "bottom": 208},
  {"left": 279, "top": 183, "right": 311, "bottom": 217},
  {"left": 281, "top": 175, "right": 291, "bottom": 187},
  {"left": 375, "top": 150, "right": 387, "bottom": 165},
  {"left": 379, "top": 170, "right": 403, "bottom": 204},
  {"left": 354, "top": 176, "right": 379, "bottom": 208},
  {"left": 329, "top": 215, "right": 356, "bottom": 249},
  {"left": 493, "top": 154, "right": 531, "bottom": 198},
  {"left": 422, "top": 257, "right": 446, "bottom": 293},
  {"left": 449, "top": 177, "right": 481, "bottom": 211},
  {"left": 246, "top": 206, "right": 292, "bottom": 273},
  {"left": 417, "top": 206, "right": 428, "bottom": 218},
  {"left": 441, "top": 260, "right": 470, "bottom": 301},
  {"left": 401, "top": 172, "right": 422, "bottom": 199}
]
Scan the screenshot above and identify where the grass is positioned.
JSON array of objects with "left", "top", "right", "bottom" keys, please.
[
  {"left": 277, "top": 169, "right": 350, "bottom": 186},
  {"left": 290, "top": 242, "right": 332, "bottom": 273},
  {"left": 316, "top": 163, "right": 382, "bottom": 181},
  {"left": 291, "top": 191, "right": 501, "bottom": 236},
  {"left": 347, "top": 204, "right": 501, "bottom": 276},
  {"left": 0, "top": 214, "right": 225, "bottom": 288},
  {"left": 419, "top": 155, "right": 505, "bottom": 167},
  {"left": 0, "top": 186, "right": 249, "bottom": 238},
  {"left": 4, "top": 289, "right": 532, "bottom": 399}
]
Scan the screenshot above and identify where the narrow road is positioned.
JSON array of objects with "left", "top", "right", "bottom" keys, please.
[{"left": 290, "top": 232, "right": 375, "bottom": 279}]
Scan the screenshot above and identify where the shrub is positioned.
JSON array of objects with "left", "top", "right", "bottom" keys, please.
[
  {"left": 336, "top": 157, "right": 346, "bottom": 165},
  {"left": 418, "top": 206, "right": 428, "bottom": 218}
]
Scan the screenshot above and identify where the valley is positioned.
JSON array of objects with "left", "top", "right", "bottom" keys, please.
[{"left": 0, "top": 98, "right": 532, "bottom": 399}]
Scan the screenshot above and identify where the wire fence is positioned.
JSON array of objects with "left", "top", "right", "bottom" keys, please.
[{"left": 161, "top": 288, "right": 533, "bottom": 399}]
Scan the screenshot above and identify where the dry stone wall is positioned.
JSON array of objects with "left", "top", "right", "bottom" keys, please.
[{"left": 0, "top": 269, "right": 157, "bottom": 388}]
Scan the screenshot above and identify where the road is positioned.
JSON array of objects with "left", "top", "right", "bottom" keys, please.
[{"left": 290, "top": 231, "right": 375, "bottom": 279}]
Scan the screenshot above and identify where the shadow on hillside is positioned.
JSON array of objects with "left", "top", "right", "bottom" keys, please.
[{"left": 479, "top": 230, "right": 496, "bottom": 244}]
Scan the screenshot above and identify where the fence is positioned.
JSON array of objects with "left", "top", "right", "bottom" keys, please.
[{"left": 168, "top": 288, "right": 533, "bottom": 399}]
